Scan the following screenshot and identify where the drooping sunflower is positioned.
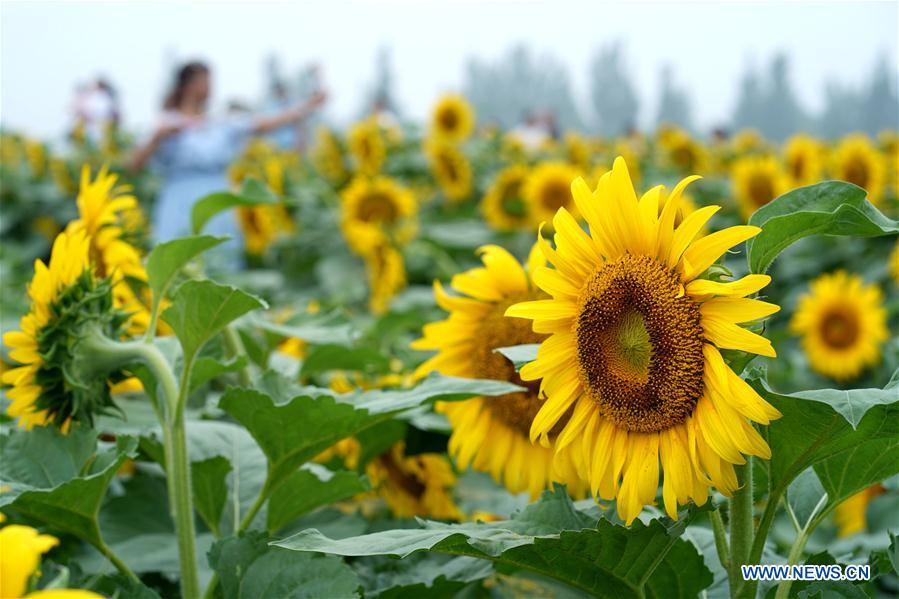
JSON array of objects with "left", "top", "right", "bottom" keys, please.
[
  {"left": 507, "top": 157, "right": 783, "bottom": 524},
  {"left": 833, "top": 485, "right": 885, "bottom": 537},
  {"left": 429, "top": 94, "right": 475, "bottom": 142},
  {"left": 732, "top": 156, "right": 791, "bottom": 220},
  {"left": 524, "top": 162, "right": 582, "bottom": 227},
  {"left": 348, "top": 119, "right": 386, "bottom": 176},
  {"left": 790, "top": 271, "right": 888, "bottom": 381},
  {"left": 412, "top": 245, "right": 584, "bottom": 498},
  {"left": 310, "top": 126, "right": 349, "bottom": 185},
  {"left": 783, "top": 134, "right": 824, "bottom": 187},
  {"left": 426, "top": 141, "right": 472, "bottom": 202},
  {"left": 364, "top": 244, "right": 407, "bottom": 315},
  {"left": 236, "top": 204, "right": 296, "bottom": 256},
  {"left": 339, "top": 176, "right": 417, "bottom": 256},
  {"left": 481, "top": 164, "right": 531, "bottom": 231},
  {"left": 830, "top": 134, "right": 886, "bottom": 205},
  {"left": 2, "top": 230, "right": 128, "bottom": 429},
  {"left": 366, "top": 442, "right": 462, "bottom": 520}
]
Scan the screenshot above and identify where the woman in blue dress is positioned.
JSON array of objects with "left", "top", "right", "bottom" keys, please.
[{"left": 128, "top": 61, "right": 326, "bottom": 264}]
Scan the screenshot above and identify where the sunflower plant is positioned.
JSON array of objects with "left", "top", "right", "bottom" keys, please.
[{"left": 2, "top": 119, "right": 898, "bottom": 599}]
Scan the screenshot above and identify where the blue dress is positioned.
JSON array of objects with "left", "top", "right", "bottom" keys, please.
[{"left": 151, "top": 113, "right": 251, "bottom": 267}]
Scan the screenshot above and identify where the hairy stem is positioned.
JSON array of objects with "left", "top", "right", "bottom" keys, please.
[{"left": 728, "top": 461, "right": 753, "bottom": 598}]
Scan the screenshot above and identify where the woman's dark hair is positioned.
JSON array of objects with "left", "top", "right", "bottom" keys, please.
[{"left": 164, "top": 61, "right": 209, "bottom": 110}]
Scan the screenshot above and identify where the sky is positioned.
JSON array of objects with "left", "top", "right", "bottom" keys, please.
[{"left": 1, "top": 0, "right": 897, "bottom": 139}]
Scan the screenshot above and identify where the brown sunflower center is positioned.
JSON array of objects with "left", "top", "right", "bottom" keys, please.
[
  {"left": 438, "top": 153, "right": 459, "bottom": 182},
  {"left": 844, "top": 156, "right": 870, "bottom": 189},
  {"left": 471, "top": 293, "right": 551, "bottom": 435},
  {"left": 820, "top": 307, "right": 860, "bottom": 349},
  {"left": 540, "top": 181, "right": 571, "bottom": 212},
  {"left": 378, "top": 450, "right": 426, "bottom": 499},
  {"left": 789, "top": 154, "right": 806, "bottom": 180},
  {"left": 357, "top": 192, "right": 399, "bottom": 224},
  {"left": 748, "top": 172, "right": 775, "bottom": 207},
  {"left": 438, "top": 108, "right": 459, "bottom": 132},
  {"left": 575, "top": 254, "right": 705, "bottom": 433}
]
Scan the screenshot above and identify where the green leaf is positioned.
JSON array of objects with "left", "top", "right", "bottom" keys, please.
[
  {"left": 747, "top": 181, "right": 899, "bottom": 273},
  {"left": 299, "top": 344, "right": 392, "bottom": 378},
  {"left": 219, "top": 373, "right": 523, "bottom": 491},
  {"left": 275, "top": 487, "right": 712, "bottom": 599},
  {"left": 787, "top": 468, "right": 827, "bottom": 529},
  {"left": 751, "top": 370, "right": 899, "bottom": 521},
  {"left": 146, "top": 235, "right": 227, "bottom": 301},
  {"left": 353, "top": 554, "right": 492, "bottom": 598},
  {"left": 193, "top": 456, "right": 232, "bottom": 537},
  {"left": 189, "top": 355, "right": 249, "bottom": 391},
  {"left": 248, "top": 313, "right": 357, "bottom": 347},
  {"left": 191, "top": 179, "right": 277, "bottom": 235},
  {"left": 494, "top": 344, "right": 539, "bottom": 370},
  {"left": 162, "top": 280, "right": 267, "bottom": 360},
  {"left": 209, "top": 532, "right": 360, "bottom": 599},
  {"left": 266, "top": 464, "right": 369, "bottom": 534},
  {"left": 0, "top": 426, "right": 136, "bottom": 548}
]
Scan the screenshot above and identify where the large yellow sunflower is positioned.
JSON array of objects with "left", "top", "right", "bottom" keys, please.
[
  {"left": 427, "top": 141, "right": 472, "bottom": 202},
  {"left": 830, "top": 134, "right": 886, "bottom": 205},
  {"left": 481, "top": 164, "right": 530, "bottom": 231},
  {"left": 524, "top": 162, "right": 582, "bottom": 227},
  {"left": 2, "top": 230, "right": 128, "bottom": 428},
  {"left": 506, "top": 157, "right": 782, "bottom": 524},
  {"left": 339, "top": 176, "right": 417, "bottom": 256},
  {"left": 412, "top": 245, "right": 584, "bottom": 498},
  {"left": 783, "top": 134, "right": 824, "bottom": 187},
  {"left": 366, "top": 442, "right": 462, "bottom": 520},
  {"left": 429, "top": 94, "right": 475, "bottom": 142},
  {"left": 790, "top": 271, "right": 888, "bottom": 381},
  {"left": 732, "top": 156, "right": 790, "bottom": 220},
  {"left": 348, "top": 119, "right": 386, "bottom": 176}
]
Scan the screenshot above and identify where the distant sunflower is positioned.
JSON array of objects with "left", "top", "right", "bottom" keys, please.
[
  {"left": 831, "top": 134, "right": 886, "bottom": 205},
  {"left": 783, "top": 134, "right": 823, "bottom": 187},
  {"left": 790, "top": 271, "right": 888, "bottom": 381},
  {"left": 732, "top": 156, "right": 790, "bottom": 220},
  {"left": 339, "top": 176, "right": 417, "bottom": 256},
  {"left": 427, "top": 141, "right": 472, "bottom": 202},
  {"left": 1, "top": 230, "right": 128, "bottom": 429},
  {"left": 564, "top": 132, "right": 591, "bottom": 171},
  {"left": 366, "top": 442, "right": 462, "bottom": 520},
  {"left": 731, "top": 129, "right": 766, "bottom": 154},
  {"left": 310, "top": 126, "right": 349, "bottom": 185},
  {"left": 236, "top": 204, "right": 295, "bottom": 256},
  {"left": 429, "top": 94, "right": 475, "bottom": 142},
  {"left": 660, "top": 129, "right": 708, "bottom": 174},
  {"left": 365, "top": 244, "right": 407, "bottom": 314},
  {"left": 348, "top": 119, "right": 386, "bottom": 176},
  {"left": 524, "top": 162, "right": 581, "bottom": 227},
  {"left": 481, "top": 164, "right": 530, "bottom": 231},
  {"left": 412, "top": 245, "right": 584, "bottom": 498},
  {"left": 507, "top": 157, "right": 782, "bottom": 523},
  {"left": 834, "top": 485, "right": 885, "bottom": 537}
]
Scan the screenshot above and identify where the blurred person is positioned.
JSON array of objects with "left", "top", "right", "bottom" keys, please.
[
  {"left": 72, "top": 77, "right": 120, "bottom": 143},
  {"left": 509, "top": 111, "right": 550, "bottom": 151},
  {"left": 127, "top": 60, "right": 326, "bottom": 265}
]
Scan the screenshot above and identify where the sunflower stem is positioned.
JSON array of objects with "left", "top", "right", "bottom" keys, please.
[
  {"left": 728, "top": 460, "right": 753, "bottom": 598},
  {"left": 710, "top": 508, "right": 731, "bottom": 572},
  {"left": 222, "top": 324, "right": 252, "bottom": 386},
  {"left": 95, "top": 540, "right": 139, "bottom": 583}
]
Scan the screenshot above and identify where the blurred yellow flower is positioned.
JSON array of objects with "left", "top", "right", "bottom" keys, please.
[
  {"left": 366, "top": 443, "right": 462, "bottom": 520},
  {"left": 348, "top": 119, "right": 386, "bottom": 176},
  {"left": 481, "top": 164, "right": 530, "bottom": 231},
  {"left": 830, "top": 134, "right": 886, "bottom": 205},
  {"left": 426, "top": 141, "right": 472, "bottom": 202},
  {"left": 523, "top": 161, "right": 581, "bottom": 227},
  {"left": 429, "top": 94, "right": 475, "bottom": 142},
  {"left": 339, "top": 176, "right": 417, "bottom": 256},
  {"left": 783, "top": 133, "right": 824, "bottom": 187},
  {"left": 732, "top": 155, "right": 790, "bottom": 219}
]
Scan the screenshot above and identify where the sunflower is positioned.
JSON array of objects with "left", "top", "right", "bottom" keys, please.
[
  {"left": 236, "top": 204, "right": 295, "bottom": 256},
  {"left": 481, "top": 164, "right": 530, "bottom": 231},
  {"left": 830, "top": 134, "right": 886, "bottom": 205},
  {"left": 365, "top": 244, "right": 407, "bottom": 314},
  {"left": 731, "top": 129, "right": 767, "bottom": 154},
  {"left": 732, "top": 156, "right": 790, "bottom": 220},
  {"left": 524, "top": 162, "right": 582, "bottom": 227},
  {"left": 1, "top": 230, "right": 128, "bottom": 429},
  {"left": 660, "top": 128, "right": 708, "bottom": 174},
  {"left": 429, "top": 94, "right": 475, "bottom": 142},
  {"left": 506, "top": 157, "right": 782, "bottom": 524},
  {"left": 348, "top": 119, "right": 386, "bottom": 176},
  {"left": 564, "top": 132, "right": 591, "bottom": 171},
  {"left": 783, "top": 134, "right": 823, "bottom": 187},
  {"left": 366, "top": 442, "right": 462, "bottom": 520},
  {"left": 426, "top": 141, "right": 472, "bottom": 202},
  {"left": 412, "top": 245, "right": 585, "bottom": 498},
  {"left": 339, "top": 176, "right": 417, "bottom": 256},
  {"left": 790, "top": 271, "right": 888, "bottom": 381},
  {"left": 833, "top": 485, "right": 885, "bottom": 537},
  {"left": 310, "top": 126, "right": 349, "bottom": 185}
]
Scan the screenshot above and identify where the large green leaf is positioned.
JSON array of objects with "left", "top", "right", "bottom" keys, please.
[
  {"left": 247, "top": 313, "right": 357, "bottom": 347},
  {"left": 146, "top": 235, "right": 227, "bottom": 301},
  {"left": 299, "top": 344, "right": 392, "bottom": 378},
  {"left": 162, "top": 280, "right": 267, "bottom": 360},
  {"left": 751, "top": 370, "right": 899, "bottom": 518},
  {"left": 191, "top": 178, "right": 277, "bottom": 234},
  {"left": 266, "top": 464, "right": 369, "bottom": 534},
  {"left": 0, "top": 426, "right": 136, "bottom": 548},
  {"left": 275, "top": 487, "right": 712, "bottom": 599},
  {"left": 209, "top": 532, "right": 360, "bottom": 599},
  {"left": 189, "top": 355, "right": 249, "bottom": 392},
  {"left": 352, "top": 554, "right": 493, "bottom": 598},
  {"left": 193, "top": 456, "right": 232, "bottom": 537},
  {"left": 746, "top": 181, "right": 899, "bottom": 273},
  {"left": 219, "top": 373, "right": 523, "bottom": 490}
]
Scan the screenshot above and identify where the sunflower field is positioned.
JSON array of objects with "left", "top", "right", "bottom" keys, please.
[{"left": 1, "top": 95, "right": 898, "bottom": 599}]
